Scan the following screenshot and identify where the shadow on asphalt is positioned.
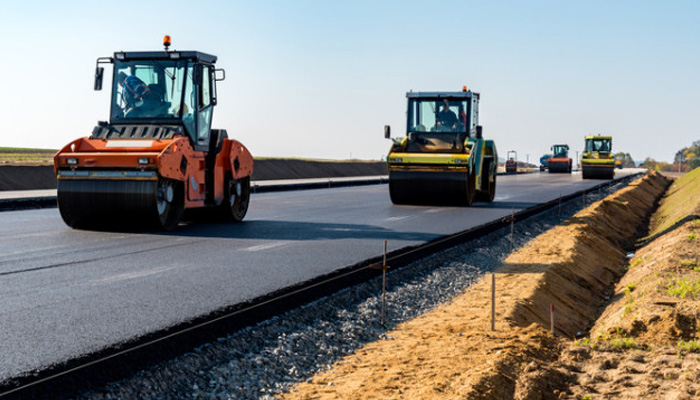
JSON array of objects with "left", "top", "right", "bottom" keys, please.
[
  {"left": 470, "top": 201, "right": 541, "bottom": 210},
  {"left": 156, "top": 219, "right": 443, "bottom": 241}
]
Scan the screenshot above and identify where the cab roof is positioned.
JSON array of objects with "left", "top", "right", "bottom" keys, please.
[
  {"left": 113, "top": 51, "right": 217, "bottom": 64},
  {"left": 406, "top": 90, "right": 479, "bottom": 99}
]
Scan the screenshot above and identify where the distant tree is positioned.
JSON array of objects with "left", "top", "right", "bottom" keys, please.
[
  {"left": 642, "top": 157, "right": 657, "bottom": 170},
  {"left": 642, "top": 157, "right": 678, "bottom": 172},
  {"left": 683, "top": 143, "right": 700, "bottom": 170}
]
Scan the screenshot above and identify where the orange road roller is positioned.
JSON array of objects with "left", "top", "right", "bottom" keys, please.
[{"left": 54, "top": 37, "right": 253, "bottom": 230}]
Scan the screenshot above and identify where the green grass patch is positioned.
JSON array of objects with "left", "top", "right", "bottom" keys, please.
[
  {"left": 607, "top": 337, "right": 638, "bottom": 350},
  {"left": 575, "top": 337, "right": 596, "bottom": 349},
  {"left": 680, "top": 259, "right": 698, "bottom": 269},
  {"left": 649, "top": 167, "right": 700, "bottom": 238},
  {"left": 689, "top": 232, "right": 698, "bottom": 241},
  {"left": 630, "top": 258, "right": 644, "bottom": 269},
  {"left": 666, "top": 277, "right": 700, "bottom": 299},
  {"left": 677, "top": 340, "right": 700, "bottom": 353},
  {"left": 623, "top": 304, "right": 633, "bottom": 316}
]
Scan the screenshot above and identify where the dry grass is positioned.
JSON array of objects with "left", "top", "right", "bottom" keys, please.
[{"left": 0, "top": 147, "right": 56, "bottom": 165}]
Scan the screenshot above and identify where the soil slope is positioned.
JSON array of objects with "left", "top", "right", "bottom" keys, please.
[
  {"left": 280, "top": 171, "right": 672, "bottom": 399},
  {"left": 556, "top": 168, "right": 700, "bottom": 399}
]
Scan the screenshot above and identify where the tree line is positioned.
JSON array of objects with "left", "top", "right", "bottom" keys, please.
[{"left": 641, "top": 140, "right": 700, "bottom": 173}]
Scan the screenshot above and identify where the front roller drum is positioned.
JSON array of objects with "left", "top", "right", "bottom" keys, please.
[
  {"left": 389, "top": 170, "right": 475, "bottom": 206},
  {"left": 581, "top": 166, "right": 614, "bottom": 180},
  {"left": 548, "top": 163, "right": 572, "bottom": 173},
  {"left": 57, "top": 178, "right": 184, "bottom": 230}
]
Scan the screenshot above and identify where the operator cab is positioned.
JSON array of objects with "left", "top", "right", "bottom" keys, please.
[
  {"left": 406, "top": 90, "right": 479, "bottom": 135},
  {"left": 93, "top": 38, "right": 224, "bottom": 151},
  {"left": 402, "top": 89, "right": 480, "bottom": 153},
  {"left": 585, "top": 137, "right": 611, "bottom": 154},
  {"left": 552, "top": 144, "right": 569, "bottom": 158}
]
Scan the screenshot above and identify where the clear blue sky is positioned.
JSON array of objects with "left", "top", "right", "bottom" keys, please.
[{"left": 0, "top": 0, "right": 697, "bottom": 163}]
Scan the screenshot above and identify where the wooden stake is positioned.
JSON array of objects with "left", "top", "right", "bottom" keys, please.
[
  {"left": 382, "top": 239, "right": 387, "bottom": 327},
  {"left": 491, "top": 273, "right": 496, "bottom": 331},
  {"left": 510, "top": 208, "right": 515, "bottom": 252}
]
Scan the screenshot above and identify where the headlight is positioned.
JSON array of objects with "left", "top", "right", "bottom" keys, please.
[
  {"left": 66, "top": 158, "right": 78, "bottom": 165},
  {"left": 453, "top": 159, "right": 463, "bottom": 164},
  {"left": 138, "top": 157, "right": 150, "bottom": 165},
  {"left": 391, "top": 158, "right": 403, "bottom": 163}
]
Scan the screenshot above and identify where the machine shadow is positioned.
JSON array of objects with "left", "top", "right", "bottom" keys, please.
[
  {"left": 470, "top": 201, "right": 541, "bottom": 210},
  {"left": 157, "top": 219, "right": 443, "bottom": 242}
]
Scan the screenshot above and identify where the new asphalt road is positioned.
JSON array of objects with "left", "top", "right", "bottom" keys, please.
[{"left": 0, "top": 170, "right": 642, "bottom": 383}]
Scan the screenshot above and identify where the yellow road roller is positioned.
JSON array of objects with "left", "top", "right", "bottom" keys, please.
[
  {"left": 581, "top": 134, "right": 614, "bottom": 179},
  {"left": 384, "top": 87, "right": 497, "bottom": 205}
]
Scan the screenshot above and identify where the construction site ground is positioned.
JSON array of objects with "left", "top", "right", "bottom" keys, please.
[{"left": 280, "top": 169, "right": 700, "bottom": 400}]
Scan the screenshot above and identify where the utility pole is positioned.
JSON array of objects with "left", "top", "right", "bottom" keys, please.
[{"left": 526, "top": 154, "right": 529, "bottom": 164}]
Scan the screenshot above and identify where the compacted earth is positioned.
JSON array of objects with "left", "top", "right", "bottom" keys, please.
[{"left": 280, "top": 170, "right": 700, "bottom": 399}]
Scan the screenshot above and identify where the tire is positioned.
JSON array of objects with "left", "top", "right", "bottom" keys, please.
[
  {"left": 156, "top": 179, "right": 184, "bottom": 230},
  {"left": 481, "top": 173, "right": 496, "bottom": 202},
  {"left": 221, "top": 176, "right": 251, "bottom": 222},
  {"left": 464, "top": 171, "right": 476, "bottom": 206},
  {"left": 476, "top": 162, "right": 496, "bottom": 202}
]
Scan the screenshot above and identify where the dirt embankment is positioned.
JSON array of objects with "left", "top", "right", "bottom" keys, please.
[
  {"left": 0, "top": 160, "right": 387, "bottom": 191},
  {"left": 280, "top": 171, "right": 675, "bottom": 399},
  {"left": 557, "top": 168, "right": 700, "bottom": 399}
]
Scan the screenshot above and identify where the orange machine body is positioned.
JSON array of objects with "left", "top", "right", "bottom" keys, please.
[{"left": 54, "top": 134, "right": 253, "bottom": 210}]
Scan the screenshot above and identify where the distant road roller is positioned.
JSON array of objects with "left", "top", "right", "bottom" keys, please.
[
  {"left": 384, "top": 87, "right": 498, "bottom": 205},
  {"left": 53, "top": 37, "right": 253, "bottom": 230},
  {"left": 547, "top": 144, "right": 572, "bottom": 173},
  {"left": 505, "top": 151, "right": 518, "bottom": 174},
  {"left": 581, "top": 135, "right": 614, "bottom": 179}
]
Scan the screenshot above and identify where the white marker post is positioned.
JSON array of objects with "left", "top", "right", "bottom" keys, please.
[{"left": 550, "top": 303, "right": 555, "bottom": 336}]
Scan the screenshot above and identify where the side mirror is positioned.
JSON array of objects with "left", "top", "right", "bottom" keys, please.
[
  {"left": 384, "top": 125, "right": 391, "bottom": 139},
  {"left": 94, "top": 67, "right": 104, "bottom": 91},
  {"left": 476, "top": 125, "right": 483, "bottom": 139}
]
